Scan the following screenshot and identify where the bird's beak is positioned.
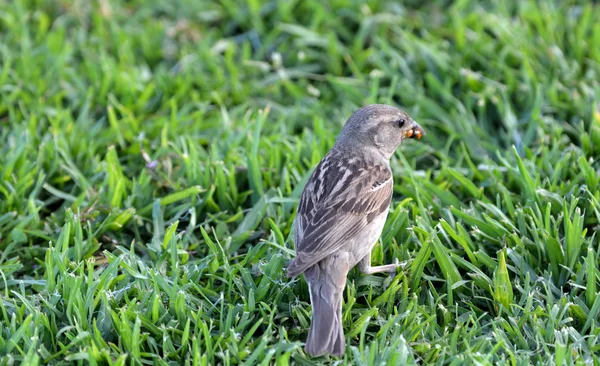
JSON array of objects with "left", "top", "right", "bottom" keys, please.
[{"left": 402, "top": 121, "right": 425, "bottom": 140}]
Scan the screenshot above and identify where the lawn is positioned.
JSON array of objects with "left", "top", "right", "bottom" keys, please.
[{"left": 1, "top": 0, "right": 600, "bottom": 364}]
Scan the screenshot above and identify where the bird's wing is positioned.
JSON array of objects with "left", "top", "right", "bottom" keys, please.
[{"left": 288, "top": 151, "right": 393, "bottom": 276}]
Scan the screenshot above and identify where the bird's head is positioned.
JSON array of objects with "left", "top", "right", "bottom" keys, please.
[{"left": 336, "top": 104, "right": 425, "bottom": 159}]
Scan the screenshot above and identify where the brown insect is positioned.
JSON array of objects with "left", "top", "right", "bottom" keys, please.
[{"left": 403, "top": 127, "right": 424, "bottom": 140}]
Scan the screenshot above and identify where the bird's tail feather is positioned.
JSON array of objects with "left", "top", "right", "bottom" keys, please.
[{"left": 305, "top": 282, "right": 345, "bottom": 357}]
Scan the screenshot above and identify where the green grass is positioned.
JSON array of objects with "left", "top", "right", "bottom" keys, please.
[{"left": 1, "top": 0, "right": 600, "bottom": 364}]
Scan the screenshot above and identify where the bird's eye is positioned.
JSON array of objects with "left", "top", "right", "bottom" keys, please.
[{"left": 396, "top": 119, "right": 406, "bottom": 128}]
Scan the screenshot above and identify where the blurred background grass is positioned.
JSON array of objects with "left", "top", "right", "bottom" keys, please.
[{"left": 1, "top": 0, "right": 600, "bottom": 364}]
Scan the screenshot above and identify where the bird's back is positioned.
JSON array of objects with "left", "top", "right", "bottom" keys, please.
[{"left": 287, "top": 148, "right": 393, "bottom": 277}]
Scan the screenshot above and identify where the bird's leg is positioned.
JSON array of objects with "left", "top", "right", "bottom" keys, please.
[{"left": 358, "top": 252, "right": 403, "bottom": 276}]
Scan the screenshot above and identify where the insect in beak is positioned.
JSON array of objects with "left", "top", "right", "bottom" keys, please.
[{"left": 402, "top": 123, "right": 425, "bottom": 140}]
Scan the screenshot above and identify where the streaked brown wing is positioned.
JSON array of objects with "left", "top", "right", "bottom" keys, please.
[{"left": 288, "top": 151, "right": 393, "bottom": 276}]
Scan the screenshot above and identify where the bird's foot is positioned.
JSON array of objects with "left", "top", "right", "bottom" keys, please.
[{"left": 382, "top": 258, "right": 410, "bottom": 289}]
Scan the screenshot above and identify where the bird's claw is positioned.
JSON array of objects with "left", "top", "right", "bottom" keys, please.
[
  {"left": 389, "top": 258, "right": 409, "bottom": 277},
  {"left": 397, "top": 258, "right": 410, "bottom": 270},
  {"left": 383, "top": 258, "right": 409, "bottom": 290}
]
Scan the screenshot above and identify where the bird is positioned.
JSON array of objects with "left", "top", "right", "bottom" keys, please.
[{"left": 286, "top": 104, "right": 425, "bottom": 357}]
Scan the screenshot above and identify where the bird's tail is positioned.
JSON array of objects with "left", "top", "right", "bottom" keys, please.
[{"left": 305, "top": 281, "right": 345, "bottom": 357}]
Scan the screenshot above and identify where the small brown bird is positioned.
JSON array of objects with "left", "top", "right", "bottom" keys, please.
[{"left": 287, "top": 104, "right": 424, "bottom": 357}]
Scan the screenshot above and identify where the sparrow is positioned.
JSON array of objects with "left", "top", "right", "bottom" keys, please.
[{"left": 286, "top": 104, "right": 425, "bottom": 357}]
